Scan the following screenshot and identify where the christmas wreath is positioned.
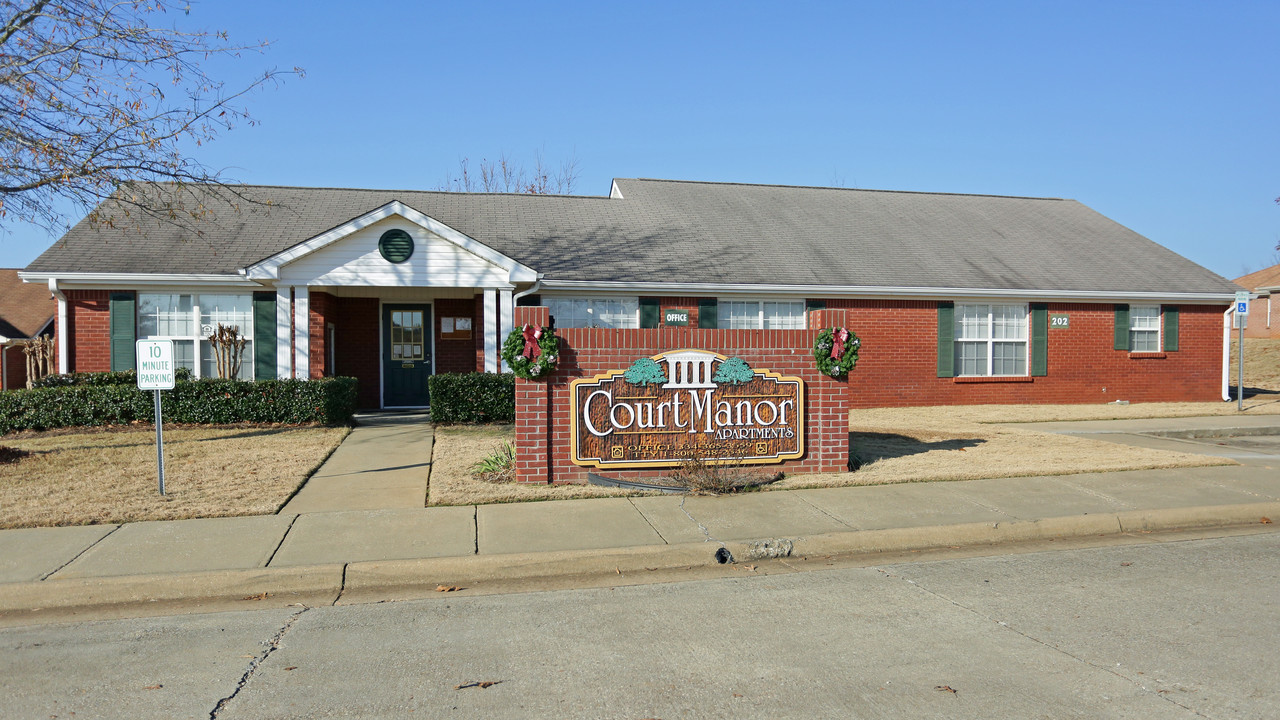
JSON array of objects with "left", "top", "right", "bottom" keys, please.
[
  {"left": 502, "top": 324, "right": 560, "bottom": 379},
  {"left": 812, "top": 327, "right": 860, "bottom": 377}
]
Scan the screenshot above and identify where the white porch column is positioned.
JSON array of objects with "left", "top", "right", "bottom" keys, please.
[
  {"left": 56, "top": 294, "right": 68, "bottom": 375},
  {"left": 483, "top": 289, "right": 498, "bottom": 373},
  {"left": 276, "top": 287, "right": 292, "bottom": 379},
  {"left": 294, "top": 286, "right": 310, "bottom": 379},
  {"left": 499, "top": 288, "right": 513, "bottom": 372}
]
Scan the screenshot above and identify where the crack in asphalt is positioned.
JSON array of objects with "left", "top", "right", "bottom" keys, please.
[
  {"left": 877, "top": 567, "right": 1214, "bottom": 719},
  {"left": 208, "top": 607, "right": 309, "bottom": 719}
]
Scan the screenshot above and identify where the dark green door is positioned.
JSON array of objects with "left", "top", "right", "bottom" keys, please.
[{"left": 383, "top": 304, "right": 432, "bottom": 407}]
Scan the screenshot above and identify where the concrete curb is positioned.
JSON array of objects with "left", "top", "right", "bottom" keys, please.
[
  {"left": 1, "top": 504, "right": 1276, "bottom": 624},
  {"left": 0, "top": 565, "right": 344, "bottom": 625}
]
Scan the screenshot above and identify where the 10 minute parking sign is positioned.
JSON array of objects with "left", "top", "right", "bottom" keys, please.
[{"left": 136, "top": 339, "right": 176, "bottom": 390}]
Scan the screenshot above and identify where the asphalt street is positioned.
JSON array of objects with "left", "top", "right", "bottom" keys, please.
[{"left": 1, "top": 526, "right": 1277, "bottom": 719}]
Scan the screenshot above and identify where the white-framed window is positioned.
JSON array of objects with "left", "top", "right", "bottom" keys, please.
[
  {"left": 545, "top": 297, "right": 640, "bottom": 328},
  {"left": 1129, "top": 305, "right": 1161, "bottom": 352},
  {"left": 955, "top": 303, "right": 1028, "bottom": 376},
  {"left": 138, "top": 293, "right": 254, "bottom": 380},
  {"left": 718, "top": 299, "right": 807, "bottom": 329}
]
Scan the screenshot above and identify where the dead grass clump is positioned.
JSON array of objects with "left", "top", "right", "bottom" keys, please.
[{"left": 666, "top": 456, "right": 783, "bottom": 495}]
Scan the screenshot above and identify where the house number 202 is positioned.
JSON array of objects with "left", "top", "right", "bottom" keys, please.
[{"left": 1049, "top": 314, "right": 1070, "bottom": 328}]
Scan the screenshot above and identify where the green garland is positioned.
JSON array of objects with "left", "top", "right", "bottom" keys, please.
[
  {"left": 812, "top": 327, "right": 860, "bottom": 377},
  {"left": 502, "top": 324, "right": 560, "bottom": 379}
]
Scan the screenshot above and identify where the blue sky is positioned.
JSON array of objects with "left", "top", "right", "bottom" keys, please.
[{"left": 3, "top": 0, "right": 1278, "bottom": 279}]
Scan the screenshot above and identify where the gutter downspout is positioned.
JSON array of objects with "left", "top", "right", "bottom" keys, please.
[
  {"left": 1222, "top": 304, "right": 1235, "bottom": 402},
  {"left": 512, "top": 276, "right": 542, "bottom": 305},
  {"left": 48, "top": 279, "right": 68, "bottom": 375}
]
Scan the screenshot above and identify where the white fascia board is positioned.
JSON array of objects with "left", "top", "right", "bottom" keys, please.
[
  {"left": 538, "top": 280, "right": 1238, "bottom": 304},
  {"left": 609, "top": 180, "right": 624, "bottom": 199},
  {"left": 243, "top": 200, "right": 538, "bottom": 284},
  {"left": 18, "top": 271, "right": 263, "bottom": 288}
]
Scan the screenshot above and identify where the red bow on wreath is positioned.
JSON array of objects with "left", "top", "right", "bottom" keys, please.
[
  {"left": 830, "top": 328, "right": 849, "bottom": 360},
  {"left": 522, "top": 324, "right": 543, "bottom": 360}
]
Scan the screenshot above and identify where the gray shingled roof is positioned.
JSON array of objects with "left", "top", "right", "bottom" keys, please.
[{"left": 25, "top": 178, "right": 1239, "bottom": 295}]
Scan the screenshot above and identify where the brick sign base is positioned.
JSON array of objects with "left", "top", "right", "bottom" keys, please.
[{"left": 515, "top": 307, "right": 851, "bottom": 484}]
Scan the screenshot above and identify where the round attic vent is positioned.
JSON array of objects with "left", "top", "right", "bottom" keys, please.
[{"left": 378, "top": 229, "right": 414, "bottom": 263}]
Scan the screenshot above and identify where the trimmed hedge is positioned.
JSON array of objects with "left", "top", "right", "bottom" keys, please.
[
  {"left": 32, "top": 367, "right": 194, "bottom": 388},
  {"left": 428, "top": 373, "right": 515, "bottom": 424},
  {"left": 0, "top": 377, "right": 358, "bottom": 434}
]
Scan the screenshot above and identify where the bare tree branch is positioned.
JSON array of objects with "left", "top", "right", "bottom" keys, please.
[
  {"left": 0, "top": 0, "right": 302, "bottom": 234},
  {"left": 436, "top": 150, "right": 582, "bottom": 196}
]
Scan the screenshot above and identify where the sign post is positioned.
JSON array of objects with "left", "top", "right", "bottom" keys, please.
[
  {"left": 1235, "top": 291, "right": 1250, "bottom": 412},
  {"left": 136, "top": 340, "right": 176, "bottom": 495}
]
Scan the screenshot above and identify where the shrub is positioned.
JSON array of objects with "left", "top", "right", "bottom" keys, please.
[
  {"left": 428, "top": 373, "right": 515, "bottom": 424},
  {"left": 0, "top": 376, "right": 358, "bottom": 434},
  {"left": 470, "top": 441, "right": 516, "bottom": 483},
  {"left": 32, "top": 367, "right": 194, "bottom": 388}
]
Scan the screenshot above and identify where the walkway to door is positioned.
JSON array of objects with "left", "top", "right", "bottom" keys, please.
[{"left": 279, "top": 412, "right": 433, "bottom": 514}]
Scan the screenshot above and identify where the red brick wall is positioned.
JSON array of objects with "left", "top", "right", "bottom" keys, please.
[
  {"left": 435, "top": 297, "right": 483, "bottom": 373},
  {"left": 334, "top": 297, "right": 381, "bottom": 408},
  {"left": 308, "top": 291, "right": 336, "bottom": 378},
  {"left": 65, "top": 290, "right": 112, "bottom": 372},
  {"left": 1243, "top": 297, "right": 1275, "bottom": 339},
  {"left": 829, "top": 300, "right": 1225, "bottom": 407},
  {"left": 515, "top": 306, "right": 851, "bottom": 484},
  {"left": 3, "top": 345, "right": 27, "bottom": 389}
]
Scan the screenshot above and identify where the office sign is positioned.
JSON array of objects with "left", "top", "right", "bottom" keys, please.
[{"left": 569, "top": 350, "right": 804, "bottom": 469}]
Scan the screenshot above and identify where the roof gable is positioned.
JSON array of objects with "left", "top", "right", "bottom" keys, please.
[
  {"left": 0, "top": 269, "right": 55, "bottom": 340},
  {"left": 1234, "top": 263, "right": 1280, "bottom": 292},
  {"left": 244, "top": 200, "right": 536, "bottom": 285}
]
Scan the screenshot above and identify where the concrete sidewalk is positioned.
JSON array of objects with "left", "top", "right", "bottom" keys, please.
[{"left": 1, "top": 414, "right": 1277, "bottom": 624}]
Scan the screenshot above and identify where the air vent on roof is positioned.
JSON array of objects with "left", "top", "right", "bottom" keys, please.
[{"left": 378, "top": 229, "right": 414, "bottom": 264}]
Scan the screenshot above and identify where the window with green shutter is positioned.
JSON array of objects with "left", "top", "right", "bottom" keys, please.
[
  {"left": 937, "top": 302, "right": 954, "bottom": 378},
  {"left": 1162, "top": 306, "right": 1179, "bottom": 352},
  {"left": 697, "top": 298, "right": 718, "bottom": 328},
  {"left": 1031, "top": 303, "right": 1048, "bottom": 376},
  {"left": 639, "top": 297, "right": 660, "bottom": 328},
  {"left": 110, "top": 292, "right": 136, "bottom": 372}
]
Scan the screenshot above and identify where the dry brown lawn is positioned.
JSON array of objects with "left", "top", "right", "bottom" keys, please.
[
  {"left": 430, "top": 393, "right": 1267, "bottom": 502},
  {"left": 428, "top": 425, "right": 644, "bottom": 506},
  {"left": 779, "top": 403, "right": 1238, "bottom": 490},
  {"left": 1234, "top": 337, "right": 1280, "bottom": 393},
  {"left": 0, "top": 425, "right": 349, "bottom": 529}
]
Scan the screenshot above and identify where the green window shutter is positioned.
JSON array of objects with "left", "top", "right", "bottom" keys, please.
[
  {"left": 253, "top": 292, "right": 277, "bottom": 380},
  {"left": 1030, "top": 303, "right": 1048, "bottom": 376},
  {"left": 1113, "top": 304, "right": 1130, "bottom": 351},
  {"left": 937, "top": 302, "right": 954, "bottom": 378},
  {"left": 698, "top": 297, "right": 718, "bottom": 329},
  {"left": 109, "top": 292, "right": 136, "bottom": 372},
  {"left": 1162, "top": 306, "right": 1179, "bottom": 352},
  {"left": 639, "top": 297, "right": 660, "bottom": 328}
]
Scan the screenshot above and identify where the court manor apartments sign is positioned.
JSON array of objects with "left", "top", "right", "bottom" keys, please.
[{"left": 569, "top": 350, "right": 805, "bottom": 469}]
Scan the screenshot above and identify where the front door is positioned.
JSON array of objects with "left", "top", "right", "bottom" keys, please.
[{"left": 382, "top": 304, "right": 432, "bottom": 407}]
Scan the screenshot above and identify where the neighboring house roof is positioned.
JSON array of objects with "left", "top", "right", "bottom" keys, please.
[
  {"left": 24, "top": 178, "right": 1240, "bottom": 296},
  {"left": 1234, "top": 263, "right": 1280, "bottom": 293},
  {"left": 0, "top": 269, "right": 55, "bottom": 340}
]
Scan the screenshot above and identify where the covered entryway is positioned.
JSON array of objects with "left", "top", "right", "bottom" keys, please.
[
  {"left": 240, "top": 200, "right": 533, "bottom": 409},
  {"left": 382, "top": 303, "right": 432, "bottom": 407}
]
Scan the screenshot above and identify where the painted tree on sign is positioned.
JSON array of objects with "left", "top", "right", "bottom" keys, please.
[
  {"left": 713, "top": 357, "right": 754, "bottom": 385},
  {"left": 624, "top": 357, "right": 667, "bottom": 386}
]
